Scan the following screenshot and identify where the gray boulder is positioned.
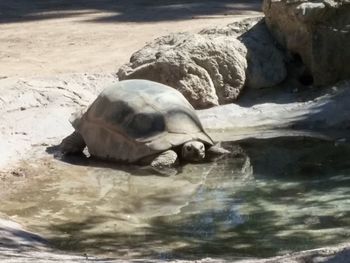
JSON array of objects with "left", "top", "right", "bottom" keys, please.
[
  {"left": 118, "top": 18, "right": 288, "bottom": 109},
  {"left": 201, "top": 18, "right": 287, "bottom": 89},
  {"left": 263, "top": 0, "right": 350, "bottom": 86},
  {"left": 118, "top": 32, "right": 247, "bottom": 109}
]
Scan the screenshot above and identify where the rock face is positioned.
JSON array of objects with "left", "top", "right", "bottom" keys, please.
[
  {"left": 202, "top": 18, "right": 287, "bottom": 90},
  {"left": 118, "top": 18, "right": 287, "bottom": 109},
  {"left": 263, "top": 0, "right": 350, "bottom": 86}
]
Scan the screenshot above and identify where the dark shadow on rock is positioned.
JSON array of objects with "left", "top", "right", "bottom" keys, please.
[
  {"left": 238, "top": 19, "right": 287, "bottom": 92},
  {"left": 0, "top": 0, "right": 262, "bottom": 24},
  {"left": 235, "top": 22, "right": 325, "bottom": 108},
  {"left": 236, "top": 67, "right": 321, "bottom": 108}
]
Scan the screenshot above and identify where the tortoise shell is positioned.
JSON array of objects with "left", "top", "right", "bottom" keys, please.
[{"left": 71, "top": 79, "right": 214, "bottom": 162}]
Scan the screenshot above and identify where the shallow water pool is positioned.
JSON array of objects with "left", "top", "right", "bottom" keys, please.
[{"left": 1, "top": 137, "right": 350, "bottom": 260}]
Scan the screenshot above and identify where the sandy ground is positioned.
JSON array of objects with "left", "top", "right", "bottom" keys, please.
[{"left": 0, "top": 0, "right": 261, "bottom": 78}]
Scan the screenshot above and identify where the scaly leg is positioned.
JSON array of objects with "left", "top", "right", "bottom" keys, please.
[{"left": 60, "top": 131, "right": 86, "bottom": 154}]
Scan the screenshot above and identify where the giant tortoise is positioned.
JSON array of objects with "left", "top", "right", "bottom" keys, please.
[{"left": 60, "top": 79, "right": 228, "bottom": 169}]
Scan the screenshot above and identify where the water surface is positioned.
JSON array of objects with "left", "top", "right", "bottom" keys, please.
[{"left": 1, "top": 137, "right": 349, "bottom": 260}]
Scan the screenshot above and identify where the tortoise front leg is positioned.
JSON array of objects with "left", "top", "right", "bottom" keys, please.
[
  {"left": 60, "top": 131, "right": 86, "bottom": 154},
  {"left": 150, "top": 150, "right": 179, "bottom": 169},
  {"left": 146, "top": 150, "right": 178, "bottom": 176}
]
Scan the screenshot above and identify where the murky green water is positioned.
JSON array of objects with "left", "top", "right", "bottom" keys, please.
[{"left": 1, "top": 137, "right": 350, "bottom": 260}]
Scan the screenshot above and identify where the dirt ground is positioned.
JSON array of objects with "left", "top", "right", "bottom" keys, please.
[{"left": 0, "top": 0, "right": 262, "bottom": 78}]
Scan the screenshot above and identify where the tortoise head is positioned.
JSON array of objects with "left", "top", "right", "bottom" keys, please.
[{"left": 182, "top": 141, "right": 205, "bottom": 162}]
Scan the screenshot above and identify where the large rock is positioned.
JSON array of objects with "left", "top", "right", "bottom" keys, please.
[
  {"left": 263, "top": 0, "right": 350, "bottom": 86},
  {"left": 201, "top": 18, "right": 287, "bottom": 90},
  {"left": 118, "top": 32, "right": 247, "bottom": 109},
  {"left": 118, "top": 18, "right": 287, "bottom": 109}
]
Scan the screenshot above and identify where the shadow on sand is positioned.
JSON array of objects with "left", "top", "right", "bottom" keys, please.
[{"left": 0, "top": 0, "right": 261, "bottom": 24}]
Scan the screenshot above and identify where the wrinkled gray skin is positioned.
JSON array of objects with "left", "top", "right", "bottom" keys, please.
[
  {"left": 60, "top": 79, "right": 229, "bottom": 171},
  {"left": 182, "top": 141, "right": 205, "bottom": 161}
]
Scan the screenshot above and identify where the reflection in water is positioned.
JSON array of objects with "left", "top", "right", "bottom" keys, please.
[{"left": 1, "top": 137, "right": 350, "bottom": 260}]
